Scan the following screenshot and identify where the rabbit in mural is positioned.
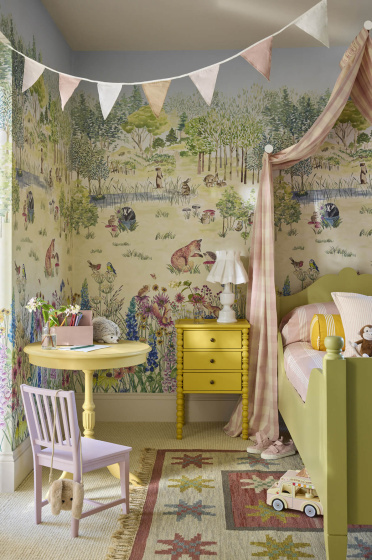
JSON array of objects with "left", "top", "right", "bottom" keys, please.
[
  {"left": 45, "top": 239, "right": 55, "bottom": 277},
  {"left": 234, "top": 220, "right": 243, "bottom": 231},
  {"left": 360, "top": 162, "right": 367, "bottom": 185},
  {"left": 26, "top": 191, "right": 34, "bottom": 223},
  {"left": 203, "top": 173, "right": 218, "bottom": 187},
  {"left": 180, "top": 178, "right": 191, "bottom": 196},
  {"left": 216, "top": 178, "right": 227, "bottom": 187},
  {"left": 155, "top": 167, "right": 163, "bottom": 189},
  {"left": 171, "top": 239, "right": 203, "bottom": 273}
]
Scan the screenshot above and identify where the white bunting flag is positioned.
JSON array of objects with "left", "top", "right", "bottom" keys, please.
[
  {"left": 59, "top": 74, "right": 81, "bottom": 110},
  {"left": 22, "top": 58, "right": 45, "bottom": 92},
  {"left": 142, "top": 80, "right": 171, "bottom": 118},
  {"left": 97, "top": 82, "right": 122, "bottom": 120},
  {"left": 240, "top": 36, "right": 273, "bottom": 81},
  {"left": 295, "top": 0, "right": 329, "bottom": 47},
  {"left": 189, "top": 65, "right": 220, "bottom": 106}
]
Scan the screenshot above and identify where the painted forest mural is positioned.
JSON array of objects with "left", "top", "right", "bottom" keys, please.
[{"left": 0, "top": 13, "right": 371, "bottom": 451}]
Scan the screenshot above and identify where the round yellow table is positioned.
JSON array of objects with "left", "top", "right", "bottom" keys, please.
[{"left": 24, "top": 340, "right": 150, "bottom": 484}]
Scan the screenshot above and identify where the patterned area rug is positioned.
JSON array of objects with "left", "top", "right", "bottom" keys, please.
[{"left": 106, "top": 449, "right": 372, "bottom": 560}]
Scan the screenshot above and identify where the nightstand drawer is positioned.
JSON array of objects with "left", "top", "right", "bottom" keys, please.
[
  {"left": 183, "top": 351, "right": 242, "bottom": 370},
  {"left": 183, "top": 371, "right": 242, "bottom": 391},
  {"left": 183, "top": 330, "right": 241, "bottom": 349}
]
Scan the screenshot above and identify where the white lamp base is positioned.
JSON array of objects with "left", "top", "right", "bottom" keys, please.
[{"left": 217, "top": 283, "right": 237, "bottom": 323}]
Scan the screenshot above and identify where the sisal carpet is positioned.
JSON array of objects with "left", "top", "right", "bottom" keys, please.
[{"left": 107, "top": 449, "right": 372, "bottom": 560}]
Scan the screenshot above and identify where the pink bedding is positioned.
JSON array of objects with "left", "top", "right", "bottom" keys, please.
[{"left": 283, "top": 342, "right": 325, "bottom": 402}]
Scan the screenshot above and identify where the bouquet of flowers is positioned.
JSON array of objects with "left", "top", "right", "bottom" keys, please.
[{"left": 25, "top": 297, "right": 80, "bottom": 328}]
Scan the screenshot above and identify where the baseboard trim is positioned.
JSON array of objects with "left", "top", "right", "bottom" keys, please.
[
  {"left": 0, "top": 436, "right": 33, "bottom": 492},
  {"left": 74, "top": 392, "right": 240, "bottom": 423}
]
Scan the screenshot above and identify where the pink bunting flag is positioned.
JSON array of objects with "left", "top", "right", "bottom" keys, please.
[
  {"left": 189, "top": 65, "right": 220, "bottom": 106},
  {"left": 142, "top": 80, "right": 171, "bottom": 118},
  {"left": 22, "top": 58, "right": 45, "bottom": 92},
  {"left": 240, "top": 36, "right": 273, "bottom": 81},
  {"left": 97, "top": 82, "right": 122, "bottom": 120},
  {"left": 295, "top": 0, "right": 329, "bottom": 48},
  {"left": 59, "top": 74, "right": 81, "bottom": 110}
]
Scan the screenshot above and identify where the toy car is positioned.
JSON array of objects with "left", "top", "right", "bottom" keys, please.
[{"left": 266, "top": 468, "right": 323, "bottom": 518}]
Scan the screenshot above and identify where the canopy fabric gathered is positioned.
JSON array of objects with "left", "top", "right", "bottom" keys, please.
[{"left": 224, "top": 27, "right": 372, "bottom": 440}]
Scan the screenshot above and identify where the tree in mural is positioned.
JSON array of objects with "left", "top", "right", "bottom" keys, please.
[
  {"left": 185, "top": 116, "right": 213, "bottom": 174},
  {"left": 273, "top": 175, "right": 302, "bottom": 236},
  {"left": 121, "top": 106, "right": 170, "bottom": 156},
  {"left": 333, "top": 100, "right": 370, "bottom": 152},
  {"left": 177, "top": 111, "right": 188, "bottom": 139},
  {"left": 12, "top": 159, "right": 20, "bottom": 229},
  {"left": 216, "top": 186, "right": 243, "bottom": 236},
  {"left": 166, "top": 127, "right": 178, "bottom": 145},
  {"left": 129, "top": 85, "right": 144, "bottom": 114},
  {"left": 291, "top": 158, "right": 313, "bottom": 190},
  {"left": 65, "top": 182, "right": 98, "bottom": 237},
  {"left": 152, "top": 137, "right": 165, "bottom": 152}
]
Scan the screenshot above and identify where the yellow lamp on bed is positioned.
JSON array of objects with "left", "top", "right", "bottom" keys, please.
[{"left": 206, "top": 250, "right": 248, "bottom": 323}]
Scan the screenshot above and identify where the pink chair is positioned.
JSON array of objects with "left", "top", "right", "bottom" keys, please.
[{"left": 21, "top": 384, "right": 131, "bottom": 537}]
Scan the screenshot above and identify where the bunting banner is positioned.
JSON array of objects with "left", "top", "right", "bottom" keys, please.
[
  {"left": 59, "top": 74, "right": 81, "bottom": 110},
  {"left": 97, "top": 82, "right": 122, "bottom": 120},
  {"left": 11, "top": 1, "right": 336, "bottom": 119},
  {"left": 22, "top": 58, "right": 45, "bottom": 92},
  {"left": 295, "top": 0, "right": 329, "bottom": 48},
  {"left": 142, "top": 80, "right": 171, "bottom": 118},
  {"left": 189, "top": 65, "right": 220, "bottom": 106},
  {"left": 240, "top": 36, "right": 273, "bottom": 81}
]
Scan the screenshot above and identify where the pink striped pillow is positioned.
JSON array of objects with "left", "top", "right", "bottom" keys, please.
[
  {"left": 280, "top": 302, "right": 339, "bottom": 346},
  {"left": 331, "top": 292, "right": 372, "bottom": 357}
]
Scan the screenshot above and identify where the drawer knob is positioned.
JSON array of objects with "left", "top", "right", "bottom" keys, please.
[
  {"left": 210, "top": 338, "right": 215, "bottom": 342},
  {"left": 210, "top": 380, "right": 215, "bottom": 385},
  {"left": 210, "top": 359, "right": 215, "bottom": 364}
]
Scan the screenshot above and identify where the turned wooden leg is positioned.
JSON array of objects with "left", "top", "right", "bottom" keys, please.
[
  {"left": 176, "top": 327, "right": 184, "bottom": 439},
  {"left": 242, "top": 327, "right": 249, "bottom": 440},
  {"left": 82, "top": 369, "right": 95, "bottom": 438}
]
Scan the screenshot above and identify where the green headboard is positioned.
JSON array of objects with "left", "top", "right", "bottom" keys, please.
[{"left": 277, "top": 268, "right": 372, "bottom": 324}]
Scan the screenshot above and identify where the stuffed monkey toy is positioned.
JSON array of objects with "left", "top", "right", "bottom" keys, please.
[{"left": 350, "top": 325, "right": 372, "bottom": 357}]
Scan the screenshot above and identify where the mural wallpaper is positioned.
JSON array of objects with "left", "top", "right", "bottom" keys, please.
[{"left": 0, "top": 14, "right": 371, "bottom": 451}]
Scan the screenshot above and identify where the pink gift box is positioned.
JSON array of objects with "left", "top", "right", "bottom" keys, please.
[{"left": 53, "top": 310, "right": 93, "bottom": 346}]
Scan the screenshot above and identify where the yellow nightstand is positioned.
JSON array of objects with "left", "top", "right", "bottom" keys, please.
[{"left": 175, "top": 319, "right": 250, "bottom": 440}]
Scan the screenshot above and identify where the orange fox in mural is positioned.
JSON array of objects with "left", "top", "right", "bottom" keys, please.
[{"left": 171, "top": 239, "right": 203, "bottom": 273}]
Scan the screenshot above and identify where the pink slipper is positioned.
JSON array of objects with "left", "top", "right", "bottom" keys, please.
[
  {"left": 246, "top": 432, "right": 272, "bottom": 455},
  {"left": 260, "top": 437, "right": 296, "bottom": 460}
]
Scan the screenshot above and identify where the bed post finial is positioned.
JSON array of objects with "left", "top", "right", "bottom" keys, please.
[{"left": 324, "top": 336, "right": 344, "bottom": 360}]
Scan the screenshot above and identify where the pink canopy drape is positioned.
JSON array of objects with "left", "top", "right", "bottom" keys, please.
[{"left": 224, "top": 28, "right": 372, "bottom": 440}]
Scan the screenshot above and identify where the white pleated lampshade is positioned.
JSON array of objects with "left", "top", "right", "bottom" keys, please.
[{"left": 206, "top": 250, "right": 248, "bottom": 285}]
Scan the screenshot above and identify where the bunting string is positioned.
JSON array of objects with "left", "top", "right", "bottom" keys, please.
[{"left": 1, "top": 0, "right": 335, "bottom": 117}]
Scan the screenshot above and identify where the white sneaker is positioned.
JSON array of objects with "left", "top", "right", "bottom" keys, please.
[{"left": 260, "top": 437, "right": 296, "bottom": 460}]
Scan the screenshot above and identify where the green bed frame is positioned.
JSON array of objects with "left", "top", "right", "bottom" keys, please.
[{"left": 277, "top": 268, "right": 372, "bottom": 560}]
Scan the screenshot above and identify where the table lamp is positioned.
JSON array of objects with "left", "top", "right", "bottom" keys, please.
[{"left": 206, "top": 250, "right": 248, "bottom": 323}]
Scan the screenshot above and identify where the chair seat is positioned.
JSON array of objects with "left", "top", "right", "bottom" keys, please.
[{"left": 37, "top": 437, "right": 132, "bottom": 472}]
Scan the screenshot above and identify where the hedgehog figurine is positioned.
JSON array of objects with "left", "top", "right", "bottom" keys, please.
[{"left": 93, "top": 317, "right": 121, "bottom": 344}]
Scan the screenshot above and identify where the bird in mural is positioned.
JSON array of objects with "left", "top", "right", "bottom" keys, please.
[
  {"left": 22, "top": 264, "right": 26, "bottom": 280},
  {"left": 137, "top": 285, "right": 150, "bottom": 298},
  {"left": 150, "top": 273, "right": 157, "bottom": 280},
  {"left": 14, "top": 261, "right": 21, "bottom": 276},
  {"left": 289, "top": 257, "right": 303, "bottom": 270},
  {"left": 107, "top": 262, "right": 117, "bottom": 275},
  {"left": 309, "top": 259, "right": 319, "bottom": 272},
  {"left": 87, "top": 260, "right": 101, "bottom": 272}
]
